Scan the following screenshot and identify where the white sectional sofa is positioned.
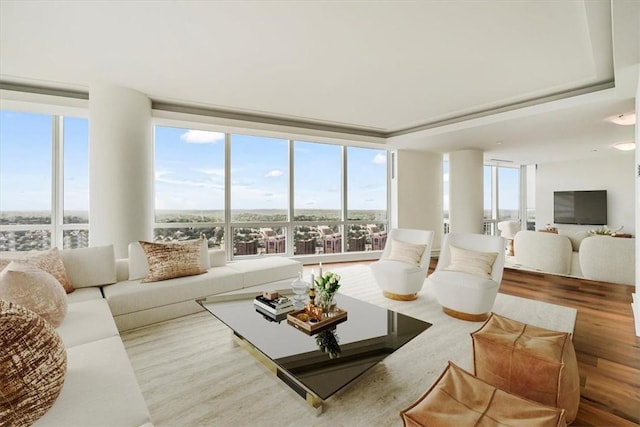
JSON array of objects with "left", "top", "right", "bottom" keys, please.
[
  {"left": 513, "top": 230, "right": 635, "bottom": 285},
  {"left": 3, "top": 243, "right": 302, "bottom": 426}
]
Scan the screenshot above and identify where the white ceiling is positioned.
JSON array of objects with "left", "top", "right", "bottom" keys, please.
[{"left": 0, "top": 0, "right": 637, "bottom": 165}]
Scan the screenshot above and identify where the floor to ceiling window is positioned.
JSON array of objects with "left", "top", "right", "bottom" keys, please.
[
  {"left": 153, "top": 125, "right": 389, "bottom": 258},
  {"left": 484, "top": 164, "right": 521, "bottom": 235},
  {"left": 0, "top": 111, "right": 89, "bottom": 251},
  {"left": 230, "top": 134, "right": 289, "bottom": 255},
  {"left": 153, "top": 126, "right": 226, "bottom": 248}
]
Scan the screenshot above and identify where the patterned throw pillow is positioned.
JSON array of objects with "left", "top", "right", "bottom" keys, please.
[
  {"left": 139, "top": 240, "right": 207, "bottom": 283},
  {"left": 0, "top": 247, "right": 74, "bottom": 293},
  {"left": 0, "top": 262, "right": 68, "bottom": 327},
  {"left": 0, "top": 300, "right": 67, "bottom": 426},
  {"left": 444, "top": 245, "right": 498, "bottom": 278},
  {"left": 385, "top": 239, "right": 426, "bottom": 266}
]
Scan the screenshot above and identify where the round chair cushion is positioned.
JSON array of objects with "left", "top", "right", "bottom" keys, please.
[
  {"left": 0, "top": 299, "right": 68, "bottom": 425},
  {"left": 0, "top": 261, "right": 68, "bottom": 327}
]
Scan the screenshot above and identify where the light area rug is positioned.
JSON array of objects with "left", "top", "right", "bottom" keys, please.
[{"left": 121, "top": 264, "right": 577, "bottom": 427}]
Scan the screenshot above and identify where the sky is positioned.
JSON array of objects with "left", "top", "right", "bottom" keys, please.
[
  {"left": 155, "top": 125, "right": 388, "bottom": 212},
  {"left": 0, "top": 111, "right": 520, "bottom": 216},
  {"left": 0, "top": 111, "right": 89, "bottom": 212}
]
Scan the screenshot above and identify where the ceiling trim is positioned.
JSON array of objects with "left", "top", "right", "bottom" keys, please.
[
  {"left": 387, "top": 80, "right": 616, "bottom": 138},
  {"left": 0, "top": 81, "right": 88, "bottom": 100},
  {"left": 151, "top": 101, "right": 387, "bottom": 139}
]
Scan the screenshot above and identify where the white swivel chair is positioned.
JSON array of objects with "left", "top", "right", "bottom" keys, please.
[
  {"left": 370, "top": 228, "right": 434, "bottom": 301},
  {"left": 428, "top": 232, "right": 505, "bottom": 321},
  {"left": 497, "top": 220, "right": 520, "bottom": 256}
]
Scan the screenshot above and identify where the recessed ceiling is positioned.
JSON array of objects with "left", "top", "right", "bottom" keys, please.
[{"left": 0, "top": 0, "right": 637, "bottom": 164}]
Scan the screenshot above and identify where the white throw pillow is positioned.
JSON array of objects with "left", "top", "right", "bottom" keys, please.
[
  {"left": 384, "top": 239, "right": 426, "bottom": 266},
  {"left": 444, "top": 245, "right": 498, "bottom": 278},
  {"left": 128, "top": 238, "right": 210, "bottom": 281},
  {"left": 60, "top": 244, "right": 116, "bottom": 288}
]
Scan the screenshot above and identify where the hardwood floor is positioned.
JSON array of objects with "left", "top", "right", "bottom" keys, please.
[{"left": 317, "top": 259, "right": 640, "bottom": 426}]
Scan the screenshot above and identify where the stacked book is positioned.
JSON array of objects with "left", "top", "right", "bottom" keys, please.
[{"left": 254, "top": 295, "right": 294, "bottom": 317}]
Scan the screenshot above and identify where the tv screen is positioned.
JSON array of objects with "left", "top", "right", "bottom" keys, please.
[{"left": 553, "top": 190, "right": 607, "bottom": 225}]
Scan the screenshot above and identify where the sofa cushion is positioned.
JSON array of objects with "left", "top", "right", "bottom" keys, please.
[
  {"left": 579, "top": 235, "right": 635, "bottom": 285},
  {"left": 444, "top": 245, "right": 498, "bottom": 278},
  {"left": 129, "top": 239, "right": 210, "bottom": 280},
  {"left": 56, "top": 299, "right": 119, "bottom": 348},
  {"left": 60, "top": 244, "right": 116, "bottom": 288},
  {"left": 1, "top": 300, "right": 67, "bottom": 427},
  {"left": 227, "top": 257, "right": 303, "bottom": 288},
  {"left": 103, "top": 266, "right": 244, "bottom": 316},
  {"left": 34, "top": 336, "right": 152, "bottom": 427},
  {"left": 514, "top": 231, "right": 573, "bottom": 275},
  {"left": 0, "top": 262, "right": 68, "bottom": 327},
  {"left": 139, "top": 240, "right": 207, "bottom": 283},
  {"left": 65, "top": 286, "right": 104, "bottom": 304},
  {"left": 0, "top": 247, "right": 74, "bottom": 293}
]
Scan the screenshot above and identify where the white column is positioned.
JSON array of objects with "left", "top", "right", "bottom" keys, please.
[
  {"left": 390, "top": 149, "right": 444, "bottom": 249},
  {"left": 89, "top": 84, "right": 153, "bottom": 258},
  {"left": 449, "top": 149, "right": 484, "bottom": 234}
]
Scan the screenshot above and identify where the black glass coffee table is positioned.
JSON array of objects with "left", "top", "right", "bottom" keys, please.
[{"left": 197, "top": 292, "right": 431, "bottom": 413}]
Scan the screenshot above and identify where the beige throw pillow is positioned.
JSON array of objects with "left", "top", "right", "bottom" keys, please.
[
  {"left": 129, "top": 238, "right": 210, "bottom": 280},
  {"left": 385, "top": 239, "right": 426, "bottom": 266},
  {"left": 0, "top": 247, "right": 74, "bottom": 293},
  {"left": 0, "top": 262, "right": 68, "bottom": 327},
  {"left": 444, "top": 245, "right": 498, "bottom": 278},
  {"left": 139, "top": 240, "right": 207, "bottom": 283}
]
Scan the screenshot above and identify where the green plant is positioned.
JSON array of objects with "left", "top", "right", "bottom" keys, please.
[{"left": 314, "top": 272, "right": 341, "bottom": 295}]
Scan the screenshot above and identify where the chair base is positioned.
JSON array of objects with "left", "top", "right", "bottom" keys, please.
[
  {"left": 383, "top": 291, "right": 418, "bottom": 301},
  {"left": 442, "top": 307, "right": 489, "bottom": 322}
]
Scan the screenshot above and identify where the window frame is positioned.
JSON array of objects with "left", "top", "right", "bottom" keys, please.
[
  {"left": 0, "top": 109, "right": 90, "bottom": 251},
  {"left": 151, "top": 118, "right": 390, "bottom": 261}
]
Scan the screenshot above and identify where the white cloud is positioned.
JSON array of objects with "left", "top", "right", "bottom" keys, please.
[
  {"left": 180, "top": 130, "right": 224, "bottom": 144},
  {"left": 372, "top": 153, "right": 387, "bottom": 164},
  {"left": 197, "top": 168, "right": 225, "bottom": 177},
  {"left": 264, "top": 169, "right": 283, "bottom": 178}
]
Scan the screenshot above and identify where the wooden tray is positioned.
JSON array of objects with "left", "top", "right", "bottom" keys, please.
[{"left": 287, "top": 308, "right": 348, "bottom": 335}]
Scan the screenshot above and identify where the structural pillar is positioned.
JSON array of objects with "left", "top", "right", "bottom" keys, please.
[
  {"left": 449, "top": 149, "right": 484, "bottom": 234},
  {"left": 390, "top": 149, "right": 444, "bottom": 250},
  {"left": 89, "top": 84, "right": 153, "bottom": 258}
]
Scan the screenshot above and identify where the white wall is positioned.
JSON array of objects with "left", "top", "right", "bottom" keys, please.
[
  {"left": 448, "top": 150, "right": 484, "bottom": 234},
  {"left": 390, "top": 150, "right": 443, "bottom": 251},
  {"left": 536, "top": 152, "right": 636, "bottom": 235}
]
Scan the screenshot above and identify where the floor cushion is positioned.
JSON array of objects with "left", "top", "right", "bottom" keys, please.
[
  {"left": 400, "top": 361, "right": 567, "bottom": 427},
  {"left": 471, "top": 313, "right": 580, "bottom": 424}
]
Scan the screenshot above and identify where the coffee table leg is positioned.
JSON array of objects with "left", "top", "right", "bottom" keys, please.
[{"left": 230, "top": 332, "right": 324, "bottom": 414}]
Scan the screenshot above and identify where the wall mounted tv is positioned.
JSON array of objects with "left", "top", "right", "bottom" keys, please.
[{"left": 553, "top": 190, "right": 607, "bottom": 225}]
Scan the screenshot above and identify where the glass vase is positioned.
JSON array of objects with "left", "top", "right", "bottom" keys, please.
[{"left": 320, "top": 293, "right": 336, "bottom": 318}]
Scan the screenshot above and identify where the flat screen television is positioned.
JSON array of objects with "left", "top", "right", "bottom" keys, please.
[{"left": 553, "top": 190, "right": 607, "bottom": 225}]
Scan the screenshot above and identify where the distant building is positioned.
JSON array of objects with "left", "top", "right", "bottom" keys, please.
[
  {"left": 323, "top": 233, "right": 342, "bottom": 254},
  {"left": 348, "top": 236, "right": 365, "bottom": 252},
  {"left": 295, "top": 238, "right": 316, "bottom": 255},
  {"left": 367, "top": 224, "right": 387, "bottom": 251},
  {"left": 266, "top": 235, "right": 286, "bottom": 254},
  {"left": 236, "top": 239, "right": 258, "bottom": 255}
]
